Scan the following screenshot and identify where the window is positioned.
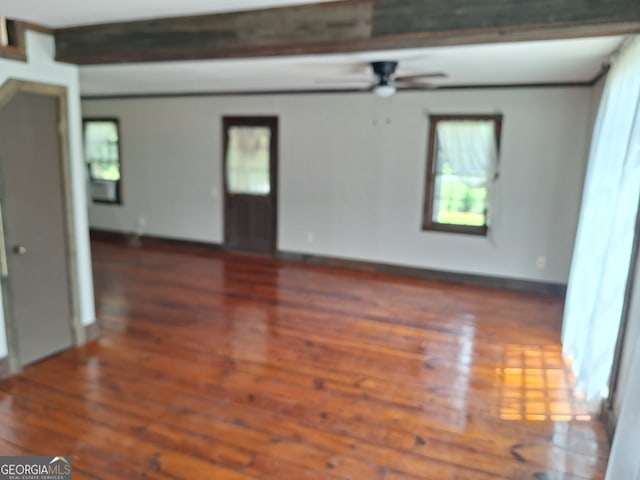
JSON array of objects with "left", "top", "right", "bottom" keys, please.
[
  {"left": 0, "top": 18, "right": 26, "bottom": 61},
  {"left": 225, "top": 125, "right": 271, "bottom": 195},
  {"left": 422, "top": 114, "right": 502, "bottom": 235},
  {"left": 83, "top": 119, "right": 122, "bottom": 204}
]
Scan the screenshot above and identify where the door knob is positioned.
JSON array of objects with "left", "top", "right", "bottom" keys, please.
[{"left": 13, "top": 245, "right": 26, "bottom": 255}]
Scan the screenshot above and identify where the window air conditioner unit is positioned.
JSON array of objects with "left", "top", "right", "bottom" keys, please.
[{"left": 90, "top": 180, "right": 117, "bottom": 202}]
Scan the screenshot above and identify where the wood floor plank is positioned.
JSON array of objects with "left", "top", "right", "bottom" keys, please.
[{"left": 0, "top": 239, "right": 609, "bottom": 479}]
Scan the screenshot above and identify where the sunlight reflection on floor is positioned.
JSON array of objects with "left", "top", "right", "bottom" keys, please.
[{"left": 495, "top": 345, "right": 592, "bottom": 421}]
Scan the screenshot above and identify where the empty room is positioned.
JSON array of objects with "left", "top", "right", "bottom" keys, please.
[{"left": 0, "top": 1, "right": 639, "bottom": 479}]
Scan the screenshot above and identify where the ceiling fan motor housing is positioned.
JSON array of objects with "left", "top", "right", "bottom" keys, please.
[{"left": 371, "top": 61, "right": 398, "bottom": 82}]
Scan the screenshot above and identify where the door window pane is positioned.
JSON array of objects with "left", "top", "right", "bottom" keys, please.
[{"left": 226, "top": 126, "right": 271, "bottom": 195}]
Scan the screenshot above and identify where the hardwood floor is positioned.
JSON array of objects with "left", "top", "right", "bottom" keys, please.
[{"left": 0, "top": 239, "right": 609, "bottom": 479}]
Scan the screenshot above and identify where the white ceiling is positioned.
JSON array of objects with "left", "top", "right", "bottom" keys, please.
[
  {"left": 79, "top": 36, "right": 623, "bottom": 96},
  {"left": 0, "top": 0, "right": 339, "bottom": 28}
]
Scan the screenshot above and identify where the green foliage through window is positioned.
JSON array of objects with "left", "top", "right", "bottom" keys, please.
[{"left": 436, "top": 178, "right": 487, "bottom": 227}]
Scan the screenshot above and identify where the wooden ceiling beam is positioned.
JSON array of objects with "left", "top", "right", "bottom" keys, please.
[{"left": 54, "top": 0, "right": 640, "bottom": 65}]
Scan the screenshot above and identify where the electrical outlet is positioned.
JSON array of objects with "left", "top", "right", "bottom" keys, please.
[
  {"left": 136, "top": 216, "right": 146, "bottom": 235},
  {"left": 536, "top": 256, "right": 547, "bottom": 270},
  {"left": 306, "top": 232, "right": 314, "bottom": 243}
]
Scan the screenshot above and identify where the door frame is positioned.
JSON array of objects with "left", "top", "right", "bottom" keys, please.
[
  {"left": 602, "top": 189, "right": 640, "bottom": 441},
  {"left": 222, "top": 116, "right": 279, "bottom": 254},
  {"left": 0, "top": 78, "right": 84, "bottom": 373}
]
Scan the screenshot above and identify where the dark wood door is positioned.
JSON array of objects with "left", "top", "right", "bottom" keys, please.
[{"left": 223, "top": 117, "right": 278, "bottom": 254}]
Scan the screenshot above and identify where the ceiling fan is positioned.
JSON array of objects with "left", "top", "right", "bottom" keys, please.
[
  {"left": 371, "top": 61, "right": 447, "bottom": 97},
  {"left": 318, "top": 60, "right": 448, "bottom": 97}
]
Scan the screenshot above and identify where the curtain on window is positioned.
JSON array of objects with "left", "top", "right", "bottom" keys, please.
[
  {"left": 562, "top": 36, "right": 640, "bottom": 406},
  {"left": 436, "top": 121, "right": 498, "bottom": 187}
]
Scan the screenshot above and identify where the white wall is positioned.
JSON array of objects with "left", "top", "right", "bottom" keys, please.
[
  {"left": 0, "top": 31, "right": 96, "bottom": 358},
  {"left": 84, "top": 86, "right": 594, "bottom": 284}
]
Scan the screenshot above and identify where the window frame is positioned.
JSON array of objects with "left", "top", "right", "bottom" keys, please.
[
  {"left": 0, "top": 19, "right": 26, "bottom": 62},
  {"left": 422, "top": 114, "right": 503, "bottom": 236},
  {"left": 83, "top": 117, "right": 123, "bottom": 205}
]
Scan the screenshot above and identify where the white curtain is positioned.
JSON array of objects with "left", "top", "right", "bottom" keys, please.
[
  {"left": 563, "top": 35, "right": 640, "bottom": 405},
  {"left": 436, "top": 121, "right": 498, "bottom": 186}
]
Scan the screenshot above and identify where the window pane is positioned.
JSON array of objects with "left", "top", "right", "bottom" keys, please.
[
  {"left": 89, "top": 162, "right": 120, "bottom": 182},
  {"left": 226, "top": 126, "right": 271, "bottom": 195},
  {"left": 431, "top": 120, "right": 496, "bottom": 227},
  {"left": 85, "top": 121, "right": 121, "bottom": 181}
]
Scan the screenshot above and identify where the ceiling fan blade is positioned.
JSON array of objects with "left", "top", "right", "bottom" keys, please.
[
  {"left": 396, "top": 80, "right": 439, "bottom": 90},
  {"left": 300, "top": 60, "right": 371, "bottom": 74},
  {"left": 315, "top": 77, "right": 373, "bottom": 85},
  {"left": 395, "top": 72, "right": 448, "bottom": 82}
]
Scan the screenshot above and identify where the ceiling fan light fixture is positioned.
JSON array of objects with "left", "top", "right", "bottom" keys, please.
[{"left": 374, "top": 84, "right": 396, "bottom": 97}]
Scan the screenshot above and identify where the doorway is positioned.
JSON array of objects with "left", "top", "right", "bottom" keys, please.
[
  {"left": 0, "top": 80, "right": 80, "bottom": 369},
  {"left": 222, "top": 116, "right": 278, "bottom": 254}
]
